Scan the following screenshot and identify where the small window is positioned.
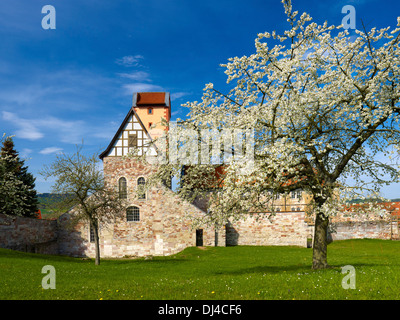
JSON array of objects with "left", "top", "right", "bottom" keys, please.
[
  {"left": 148, "top": 108, "right": 153, "bottom": 114},
  {"left": 291, "top": 207, "right": 296, "bottom": 212},
  {"left": 148, "top": 122, "right": 153, "bottom": 129},
  {"left": 128, "top": 134, "right": 138, "bottom": 148},
  {"left": 291, "top": 189, "right": 302, "bottom": 199},
  {"left": 137, "top": 177, "right": 146, "bottom": 199},
  {"left": 118, "top": 177, "right": 127, "bottom": 199},
  {"left": 127, "top": 206, "right": 140, "bottom": 222}
]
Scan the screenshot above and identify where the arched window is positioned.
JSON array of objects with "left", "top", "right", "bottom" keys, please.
[
  {"left": 137, "top": 177, "right": 146, "bottom": 199},
  {"left": 118, "top": 177, "right": 127, "bottom": 199},
  {"left": 126, "top": 206, "right": 140, "bottom": 222}
]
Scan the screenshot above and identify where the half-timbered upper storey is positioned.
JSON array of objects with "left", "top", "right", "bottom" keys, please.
[{"left": 99, "top": 92, "right": 170, "bottom": 160}]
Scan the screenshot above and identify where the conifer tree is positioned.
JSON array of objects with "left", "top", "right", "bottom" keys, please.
[{"left": 0, "top": 137, "right": 39, "bottom": 217}]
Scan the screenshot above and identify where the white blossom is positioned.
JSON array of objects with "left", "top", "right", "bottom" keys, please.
[{"left": 146, "top": 2, "right": 400, "bottom": 266}]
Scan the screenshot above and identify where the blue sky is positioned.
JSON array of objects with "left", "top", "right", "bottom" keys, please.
[{"left": 1, "top": 0, "right": 400, "bottom": 197}]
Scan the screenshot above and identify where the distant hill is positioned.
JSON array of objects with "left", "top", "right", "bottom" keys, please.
[
  {"left": 347, "top": 198, "right": 400, "bottom": 204},
  {"left": 37, "top": 193, "right": 72, "bottom": 217}
]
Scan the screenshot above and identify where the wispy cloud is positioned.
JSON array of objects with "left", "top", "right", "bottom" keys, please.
[
  {"left": 39, "top": 147, "right": 63, "bottom": 155},
  {"left": 2, "top": 111, "right": 86, "bottom": 144},
  {"left": 2, "top": 111, "right": 44, "bottom": 140},
  {"left": 115, "top": 55, "right": 144, "bottom": 67},
  {"left": 92, "top": 121, "right": 120, "bottom": 140},
  {"left": 117, "top": 71, "right": 151, "bottom": 82},
  {"left": 20, "top": 148, "right": 33, "bottom": 159},
  {"left": 123, "top": 83, "right": 164, "bottom": 94},
  {"left": 116, "top": 55, "right": 166, "bottom": 95},
  {"left": 0, "top": 85, "right": 52, "bottom": 106},
  {"left": 171, "top": 92, "right": 190, "bottom": 101}
]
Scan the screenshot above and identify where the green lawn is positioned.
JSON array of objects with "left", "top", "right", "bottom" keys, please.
[{"left": 1, "top": 239, "right": 400, "bottom": 300}]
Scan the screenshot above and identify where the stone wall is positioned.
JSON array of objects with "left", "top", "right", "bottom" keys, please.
[
  {"left": 226, "top": 211, "right": 312, "bottom": 247},
  {"left": 329, "top": 220, "right": 397, "bottom": 241},
  {"left": 57, "top": 215, "right": 91, "bottom": 257},
  {"left": 0, "top": 214, "right": 58, "bottom": 254},
  {"left": 328, "top": 210, "right": 399, "bottom": 241}
]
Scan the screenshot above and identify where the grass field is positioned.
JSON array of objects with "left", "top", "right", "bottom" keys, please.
[{"left": 1, "top": 239, "right": 400, "bottom": 300}]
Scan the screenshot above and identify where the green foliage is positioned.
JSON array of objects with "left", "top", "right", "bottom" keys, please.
[
  {"left": 0, "top": 239, "right": 400, "bottom": 300},
  {"left": 0, "top": 136, "right": 39, "bottom": 217}
]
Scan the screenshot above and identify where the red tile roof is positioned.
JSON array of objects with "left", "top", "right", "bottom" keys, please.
[
  {"left": 344, "top": 201, "right": 400, "bottom": 216},
  {"left": 136, "top": 92, "right": 167, "bottom": 105}
]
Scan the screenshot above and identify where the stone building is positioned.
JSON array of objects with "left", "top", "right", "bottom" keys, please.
[
  {"left": 57, "top": 92, "right": 316, "bottom": 258},
  {"left": 2, "top": 92, "right": 399, "bottom": 258}
]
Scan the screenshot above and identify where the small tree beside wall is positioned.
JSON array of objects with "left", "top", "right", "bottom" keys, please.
[{"left": 40, "top": 145, "right": 124, "bottom": 265}]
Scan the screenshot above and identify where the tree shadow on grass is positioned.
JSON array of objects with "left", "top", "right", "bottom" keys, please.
[
  {"left": 328, "top": 262, "right": 399, "bottom": 269},
  {"left": 219, "top": 262, "right": 394, "bottom": 276},
  {"left": 217, "top": 264, "right": 312, "bottom": 275},
  {"left": 0, "top": 248, "right": 86, "bottom": 264},
  {"left": 110, "top": 258, "right": 190, "bottom": 265},
  {"left": 0, "top": 248, "right": 191, "bottom": 265}
]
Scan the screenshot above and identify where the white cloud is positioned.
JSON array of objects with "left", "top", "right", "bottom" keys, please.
[
  {"left": 115, "top": 58, "right": 190, "bottom": 101},
  {"left": 0, "top": 85, "right": 52, "bottom": 106},
  {"left": 117, "top": 71, "right": 151, "bottom": 82},
  {"left": 123, "top": 83, "right": 164, "bottom": 94},
  {"left": 92, "top": 121, "right": 119, "bottom": 140},
  {"left": 43, "top": 116, "right": 86, "bottom": 144},
  {"left": 2, "top": 111, "right": 86, "bottom": 144},
  {"left": 171, "top": 92, "right": 190, "bottom": 101},
  {"left": 115, "top": 55, "right": 144, "bottom": 67},
  {"left": 39, "top": 147, "right": 63, "bottom": 155},
  {"left": 20, "top": 148, "right": 33, "bottom": 158},
  {"left": 2, "top": 111, "right": 44, "bottom": 140}
]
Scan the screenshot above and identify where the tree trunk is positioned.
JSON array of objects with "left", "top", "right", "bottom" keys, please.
[
  {"left": 312, "top": 211, "right": 329, "bottom": 269},
  {"left": 91, "top": 220, "right": 101, "bottom": 265}
]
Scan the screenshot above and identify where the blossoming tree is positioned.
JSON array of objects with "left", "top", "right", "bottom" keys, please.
[{"left": 148, "top": 0, "right": 400, "bottom": 269}]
